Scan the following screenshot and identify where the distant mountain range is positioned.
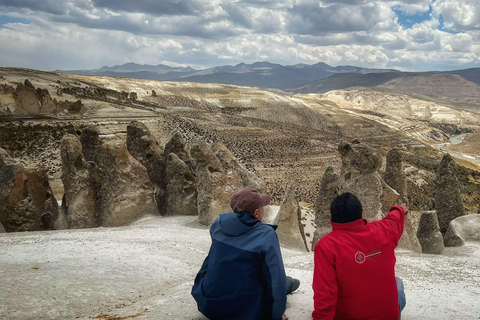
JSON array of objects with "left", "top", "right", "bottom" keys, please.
[
  {"left": 58, "top": 62, "right": 480, "bottom": 104},
  {"left": 57, "top": 61, "right": 398, "bottom": 90}
]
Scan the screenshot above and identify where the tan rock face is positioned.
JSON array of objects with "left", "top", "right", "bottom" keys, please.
[
  {"left": 213, "top": 141, "right": 265, "bottom": 192},
  {"left": 191, "top": 140, "right": 231, "bottom": 225},
  {"left": 80, "top": 127, "right": 159, "bottom": 227},
  {"left": 0, "top": 148, "right": 59, "bottom": 232},
  {"left": 0, "top": 221, "right": 5, "bottom": 233},
  {"left": 312, "top": 166, "right": 339, "bottom": 250},
  {"left": 337, "top": 141, "right": 384, "bottom": 221},
  {"left": 335, "top": 141, "right": 421, "bottom": 252},
  {"left": 434, "top": 154, "right": 465, "bottom": 234},
  {"left": 60, "top": 134, "right": 102, "bottom": 229},
  {"left": 191, "top": 139, "right": 267, "bottom": 225},
  {"left": 126, "top": 121, "right": 166, "bottom": 215},
  {"left": 165, "top": 153, "right": 197, "bottom": 216},
  {"left": 164, "top": 132, "right": 193, "bottom": 171},
  {"left": 384, "top": 148, "right": 407, "bottom": 203},
  {"left": 274, "top": 186, "right": 309, "bottom": 252},
  {"left": 14, "top": 80, "right": 61, "bottom": 115},
  {"left": 101, "top": 143, "right": 159, "bottom": 226},
  {"left": 417, "top": 211, "right": 445, "bottom": 254},
  {"left": 444, "top": 214, "right": 480, "bottom": 247}
]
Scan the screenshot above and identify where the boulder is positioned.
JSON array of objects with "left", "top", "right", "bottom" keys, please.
[
  {"left": 383, "top": 148, "right": 407, "bottom": 202},
  {"left": 0, "top": 148, "right": 59, "bottom": 232},
  {"left": 444, "top": 214, "right": 480, "bottom": 247},
  {"left": 190, "top": 140, "right": 231, "bottom": 225},
  {"left": 274, "top": 186, "right": 309, "bottom": 252},
  {"left": 60, "top": 134, "right": 102, "bottom": 229},
  {"left": 312, "top": 166, "right": 339, "bottom": 250},
  {"left": 126, "top": 121, "right": 166, "bottom": 215},
  {"left": 417, "top": 211, "right": 445, "bottom": 254},
  {"left": 81, "top": 127, "right": 159, "bottom": 226},
  {"left": 213, "top": 141, "right": 265, "bottom": 192},
  {"left": 0, "top": 221, "right": 5, "bottom": 233},
  {"left": 434, "top": 154, "right": 464, "bottom": 234},
  {"left": 165, "top": 153, "right": 197, "bottom": 216}
]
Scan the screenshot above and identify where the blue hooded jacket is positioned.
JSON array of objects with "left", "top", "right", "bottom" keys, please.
[{"left": 192, "top": 211, "right": 287, "bottom": 320}]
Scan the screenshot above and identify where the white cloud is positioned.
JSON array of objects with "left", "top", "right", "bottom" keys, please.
[
  {"left": 1, "top": 0, "right": 480, "bottom": 71},
  {"left": 432, "top": 0, "right": 480, "bottom": 31}
]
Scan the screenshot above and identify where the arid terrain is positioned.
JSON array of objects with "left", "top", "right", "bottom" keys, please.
[
  {"left": 1, "top": 67, "right": 480, "bottom": 320},
  {"left": 1, "top": 67, "right": 479, "bottom": 210}
]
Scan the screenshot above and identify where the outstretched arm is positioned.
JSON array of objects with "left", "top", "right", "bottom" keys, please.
[{"left": 380, "top": 204, "right": 408, "bottom": 244}]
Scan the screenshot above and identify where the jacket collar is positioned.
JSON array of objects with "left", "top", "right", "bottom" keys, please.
[{"left": 331, "top": 218, "right": 367, "bottom": 231}]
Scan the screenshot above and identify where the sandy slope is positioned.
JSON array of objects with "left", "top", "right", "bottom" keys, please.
[{"left": 1, "top": 215, "right": 479, "bottom": 320}]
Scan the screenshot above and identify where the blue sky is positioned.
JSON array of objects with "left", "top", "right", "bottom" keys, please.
[
  {"left": 0, "top": 15, "right": 30, "bottom": 27},
  {"left": 394, "top": 6, "right": 433, "bottom": 29},
  {"left": 0, "top": 0, "right": 479, "bottom": 71}
]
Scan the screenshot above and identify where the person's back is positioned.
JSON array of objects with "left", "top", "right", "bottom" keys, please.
[
  {"left": 192, "top": 188, "right": 297, "bottom": 320},
  {"left": 312, "top": 192, "right": 406, "bottom": 320}
]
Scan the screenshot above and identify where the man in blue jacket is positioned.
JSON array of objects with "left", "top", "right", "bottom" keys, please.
[{"left": 192, "top": 187, "right": 300, "bottom": 320}]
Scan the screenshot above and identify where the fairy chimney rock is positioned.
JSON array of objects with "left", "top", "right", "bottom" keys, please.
[
  {"left": 337, "top": 140, "right": 383, "bottom": 221},
  {"left": 434, "top": 154, "right": 464, "bottom": 234},
  {"left": 165, "top": 153, "right": 197, "bottom": 216},
  {"left": 190, "top": 140, "right": 230, "bottom": 225},
  {"left": 417, "top": 211, "right": 445, "bottom": 254},
  {"left": 274, "top": 186, "right": 309, "bottom": 252},
  {"left": 383, "top": 148, "right": 407, "bottom": 203},
  {"left": 0, "top": 148, "right": 59, "bottom": 232},
  {"left": 60, "top": 134, "right": 102, "bottom": 229},
  {"left": 312, "top": 166, "right": 339, "bottom": 250},
  {"left": 126, "top": 121, "right": 166, "bottom": 215}
]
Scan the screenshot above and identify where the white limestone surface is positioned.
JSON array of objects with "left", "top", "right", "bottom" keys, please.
[{"left": 0, "top": 215, "right": 479, "bottom": 320}]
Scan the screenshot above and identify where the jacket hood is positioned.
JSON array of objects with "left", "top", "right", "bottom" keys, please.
[{"left": 218, "top": 212, "right": 260, "bottom": 236}]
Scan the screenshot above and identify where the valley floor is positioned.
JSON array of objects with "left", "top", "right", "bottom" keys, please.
[{"left": 0, "top": 215, "right": 479, "bottom": 320}]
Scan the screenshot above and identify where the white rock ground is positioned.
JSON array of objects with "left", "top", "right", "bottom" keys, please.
[{"left": 1, "top": 214, "right": 480, "bottom": 320}]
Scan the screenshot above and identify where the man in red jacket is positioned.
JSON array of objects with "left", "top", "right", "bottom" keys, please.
[{"left": 312, "top": 192, "right": 407, "bottom": 320}]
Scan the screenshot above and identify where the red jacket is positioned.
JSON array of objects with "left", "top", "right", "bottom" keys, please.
[{"left": 312, "top": 206, "right": 406, "bottom": 320}]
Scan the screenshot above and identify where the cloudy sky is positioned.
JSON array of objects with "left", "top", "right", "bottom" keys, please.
[{"left": 1, "top": 0, "right": 480, "bottom": 71}]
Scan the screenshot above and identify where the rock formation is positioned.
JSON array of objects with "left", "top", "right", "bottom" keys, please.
[
  {"left": 126, "top": 121, "right": 166, "bottom": 215},
  {"left": 190, "top": 140, "right": 231, "bottom": 225},
  {"left": 56, "top": 100, "right": 85, "bottom": 114},
  {"left": 312, "top": 166, "right": 339, "bottom": 250},
  {"left": 337, "top": 141, "right": 384, "bottom": 221},
  {"left": 434, "top": 154, "right": 464, "bottom": 234},
  {"left": 60, "top": 134, "right": 102, "bottom": 229},
  {"left": 0, "top": 221, "right": 5, "bottom": 233},
  {"left": 444, "top": 214, "right": 480, "bottom": 247},
  {"left": 165, "top": 153, "right": 197, "bottom": 216},
  {"left": 336, "top": 140, "right": 421, "bottom": 252},
  {"left": 80, "top": 126, "right": 159, "bottom": 226},
  {"left": 0, "top": 148, "right": 59, "bottom": 232},
  {"left": 14, "top": 80, "right": 58, "bottom": 115},
  {"left": 383, "top": 148, "right": 407, "bottom": 202},
  {"left": 164, "top": 132, "right": 193, "bottom": 170},
  {"left": 274, "top": 186, "right": 309, "bottom": 252},
  {"left": 190, "top": 139, "right": 267, "bottom": 225},
  {"left": 417, "top": 211, "right": 445, "bottom": 254},
  {"left": 213, "top": 141, "right": 265, "bottom": 192}
]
